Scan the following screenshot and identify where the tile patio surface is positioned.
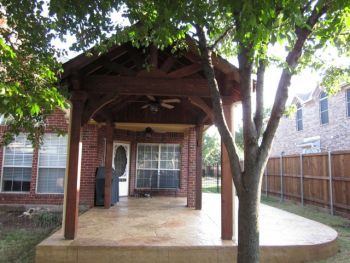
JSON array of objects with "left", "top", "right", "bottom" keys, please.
[{"left": 36, "top": 193, "right": 338, "bottom": 263}]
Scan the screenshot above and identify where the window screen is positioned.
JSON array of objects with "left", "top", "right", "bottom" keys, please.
[
  {"left": 319, "top": 92, "right": 329, "bottom": 125},
  {"left": 2, "top": 134, "right": 33, "bottom": 192},
  {"left": 37, "top": 134, "right": 67, "bottom": 193},
  {"left": 136, "top": 144, "right": 180, "bottom": 189}
]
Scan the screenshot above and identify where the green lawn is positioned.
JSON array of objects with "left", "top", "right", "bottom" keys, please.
[
  {"left": 261, "top": 195, "right": 350, "bottom": 263},
  {"left": 0, "top": 209, "right": 62, "bottom": 263},
  {"left": 202, "top": 186, "right": 220, "bottom": 193},
  {"left": 0, "top": 228, "right": 53, "bottom": 263}
]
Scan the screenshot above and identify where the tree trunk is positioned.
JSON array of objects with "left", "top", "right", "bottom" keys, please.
[{"left": 237, "top": 173, "right": 261, "bottom": 263}]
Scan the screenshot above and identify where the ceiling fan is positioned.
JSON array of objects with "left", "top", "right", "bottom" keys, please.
[{"left": 141, "top": 96, "right": 181, "bottom": 113}]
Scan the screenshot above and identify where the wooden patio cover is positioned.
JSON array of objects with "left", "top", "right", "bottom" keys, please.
[{"left": 61, "top": 39, "right": 241, "bottom": 241}]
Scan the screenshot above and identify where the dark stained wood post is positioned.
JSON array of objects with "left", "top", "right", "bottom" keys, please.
[
  {"left": 221, "top": 103, "right": 234, "bottom": 240},
  {"left": 104, "top": 120, "right": 114, "bottom": 209},
  {"left": 195, "top": 124, "right": 204, "bottom": 210},
  {"left": 64, "top": 89, "right": 86, "bottom": 240}
]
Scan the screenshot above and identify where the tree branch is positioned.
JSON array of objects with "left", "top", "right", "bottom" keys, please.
[
  {"left": 195, "top": 24, "right": 243, "bottom": 194},
  {"left": 208, "top": 27, "right": 233, "bottom": 51},
  {"left": 259, "top": 0, "right": 330, "bottom": 165},
  {"left": 254, "top": 59, "right": 266, "bottom": 138}
]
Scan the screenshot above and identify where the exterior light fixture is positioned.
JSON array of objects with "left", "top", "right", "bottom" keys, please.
[{"left": 144, "top": 127, "right": 153, "bottom": 138}]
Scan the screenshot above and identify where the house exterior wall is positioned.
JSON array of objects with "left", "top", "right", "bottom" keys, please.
[
  {"left": 271, "top": 86, "right": 350, "bottom": 156},
  {"left": 0, "top": 111, "right": 197, "bottom": 207}
]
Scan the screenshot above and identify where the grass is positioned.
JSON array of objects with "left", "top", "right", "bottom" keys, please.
[
  {"left": 261, "top": 195, "right": 350, "bottom": 263},
  {"left": 202, "top": 186, "right": 220, "bottom": 193},
  {"left": 0, "top": 209, "right": 62, "bottom": 263},
  {"left": 0, "top": 228, "right": 52, "bottom": 263}
]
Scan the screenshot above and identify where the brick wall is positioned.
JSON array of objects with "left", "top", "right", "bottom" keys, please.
[
  {"left": 272, "top": 86, "right": 350, "bottom": 156},
  {"left": 0, "top": 110, "right": 68, "bottom": 205},
  {"left": 0, "top": 110, "right": 99, "bottom": 206},
  {"left": 0, "top": 111, "right": 199, "bottom": 207},
  {"left": 187, "top": 128, "right": 197, "bottom": 208}
]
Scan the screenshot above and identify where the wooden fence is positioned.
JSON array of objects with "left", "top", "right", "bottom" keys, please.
[{"left": 262, "top": 151, "right": 350, "bottom": 217}]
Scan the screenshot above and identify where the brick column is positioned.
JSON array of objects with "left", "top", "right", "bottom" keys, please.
[
  {"left": 195, "top": 125, "right": 204, "bottom": 210},
  {"left": 187, "top": 128, "right": 197, "bottom": 208}
]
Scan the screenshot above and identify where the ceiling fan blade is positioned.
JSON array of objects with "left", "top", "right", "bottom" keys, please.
[
  {"left": 162, "top": 98, "right": 181, "bottom": 103},
  {"left": 161, "top": 103, "right": 175, "bottom": 109},
  {"left": 147, "top": 95, "right": 156, "bottom": 101},
  {"left": 141, "top": 104, "right": 150, "bottom": 109}
]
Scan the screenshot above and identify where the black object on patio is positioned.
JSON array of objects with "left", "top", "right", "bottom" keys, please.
[{"left": 95, "top": 166, "right": 119, "bottom": 206}]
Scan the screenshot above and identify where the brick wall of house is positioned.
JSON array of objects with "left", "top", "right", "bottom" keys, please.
[
  {"left": 0, "top": 110, "right": 198, "bottom": 207},
  {"left": 109, "top": 128, "right": 191, "bottom": 199},
  {"left": 272, "top": 86, "right": 350, "bottom": 156},
  {"left": 0, "top": 110, "right": 99, "bottom": 207},
  {"left": 0, "top": 110, "right": 69, "bottom": 205}
]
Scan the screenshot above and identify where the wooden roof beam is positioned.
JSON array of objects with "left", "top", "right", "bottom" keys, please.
[
  {"left": 188, "top": 96, "right": 214, "bottom": 122},
  {"left": 167, "top": 63, "right": 202, "bottom": 78},
  {"left": 84, "top": 76, "right": 211, "bottom": 97}
]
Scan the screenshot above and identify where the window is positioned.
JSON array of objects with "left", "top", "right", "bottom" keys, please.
[
  {"left": 2, "top": 134, "right": 33, "bottom": 192},
  {"left": 136, "top": 144, "right": 180, "bottom": 189},
  {"left": 37, "top": 134, "right": 67, "bottom": 194},
  {"left": 319, "top": 91, "right": 329, "bottom": 125},
  {"left": 346, "top": 89, "right": 350, "bottom": 117},
  {"left": 296, "top": 103, "right": 303, "bottom": 131}
]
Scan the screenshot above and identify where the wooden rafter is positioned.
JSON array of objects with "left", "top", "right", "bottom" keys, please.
[
  {"left": 82, "top": 93, "right": 119, "bottom": 124},
  {"left": 102, "top": 58, "right": 136, "bottom": 76},
  {"left": 160, "top": 56, "right": 176, "bottom": 73},
  {"left": 150, "top": 45, "right": 158, "bottom": 68},
  {"left": 167, "top": 63, "right": 202, "bottom": 78},
  {"left": 188, "top": 96, "right": 214, "bottom": 122},
  {"left": 84, "top": 76, "right": 211, "bottom": 97},
  {"left": 80, "top": 48, "right": 129, "bottom": 76}
]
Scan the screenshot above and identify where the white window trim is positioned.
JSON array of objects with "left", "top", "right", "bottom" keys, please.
[
  {"left": 296, "top": 104, "right": 303, "bottom": 131},
  {"left": 319, "top": 92, "right": 329, "bottom": 125},
  {"left": 1, "top": 135, "right": 33, "bottom": 194},
  {"left": 136, "top": 143, "right": 181, "bottom": 190},
  {"left": 35, "top": 134, "right": 67, "bottom": 195}
]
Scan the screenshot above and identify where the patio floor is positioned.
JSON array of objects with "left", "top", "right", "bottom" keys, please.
[{"left": 36, "top": 193, "right": 337, "bottom": 263}]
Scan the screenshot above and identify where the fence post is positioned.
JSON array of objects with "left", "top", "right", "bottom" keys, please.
[
  {"left": 280, "top": 152, "right": 284, "bottom": 202},
  {"left": 216, "top": 162, "right": 220, "bottom": 193},
  {"left": 300, "top": 153, "right": 304, "bottom": 207},
  {"left": 265, "top": 166, "right": 268, "bottom": 196},
  {"left": 328, "top": 151, "right": 334, "bottom": 215}
]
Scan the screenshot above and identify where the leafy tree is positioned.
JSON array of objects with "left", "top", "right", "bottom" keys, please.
[
  {"left": 0, "top": 1, "right": 67, "bottom": 146},
  {"left": 2, "top": 1, "right": 350, "bottom": 262},
  {"left": 202, "top": 130, "right": 221, "bottom": 166}
]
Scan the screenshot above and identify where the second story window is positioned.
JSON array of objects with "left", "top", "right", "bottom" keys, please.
[
  {"left": 346, "top": 89, "right": 350, "bottom": 117},
  {"left": 319, "top": 91, "right": 329, "bottom": 125},
  {"left": 296, "top": 103, "right": 303, "bottom": 131}
]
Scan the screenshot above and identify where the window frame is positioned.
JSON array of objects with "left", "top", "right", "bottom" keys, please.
[
  {"left": 346, "top": 88, "right": 350, "bottom": 118},
  {"left": 296, "top": 103, "right": 303, "bottom": 131},
  {"left": 136, "top": 143, "right": 181, "bottom": 190},
  {"left": 36, "top": 133, "right": 68, "bottom": 195},
  {"left": 319, "top": 91, "right": 329, "bottom": 125},
  {"left": 1, "top": 134, "right": 33, "bottom": 193}
]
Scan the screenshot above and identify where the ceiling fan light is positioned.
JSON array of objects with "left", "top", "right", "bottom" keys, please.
[{"left": 149, "top": 103, "right": 159, "bottom": 113}]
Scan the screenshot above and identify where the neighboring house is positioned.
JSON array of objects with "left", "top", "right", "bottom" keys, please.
[{"left": 271, "top": 84, "right": 350, "bottom": 156}]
